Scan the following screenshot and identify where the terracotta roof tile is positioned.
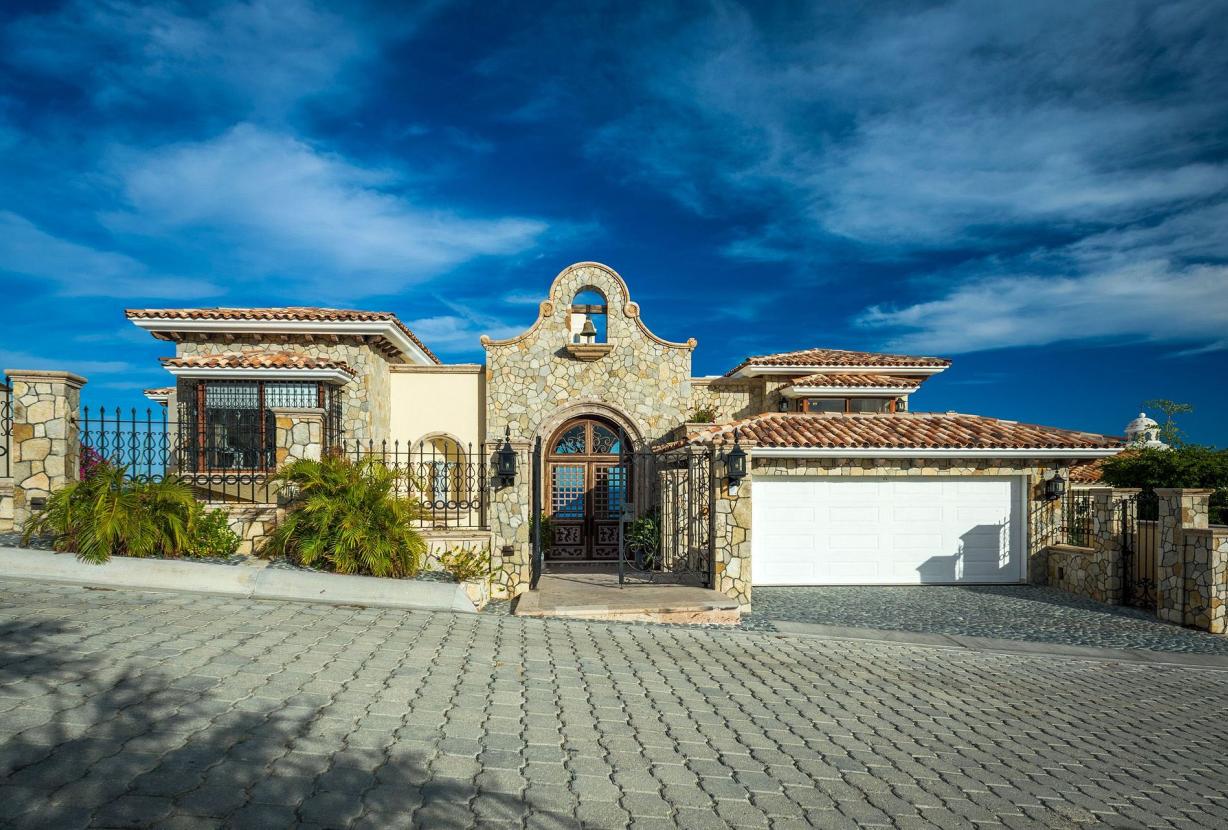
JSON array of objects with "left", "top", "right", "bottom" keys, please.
[
  {"left": 786, "top": 373, "right": 926, "bottom": 390},
  {"left": 727, "top": 347, "right": 950, "bottom": 376},
  {"left": 142, "top": 387, "right": 174, "bottom": 396},
  {"left": 683, "top": 412, "right": 1123, "bottom": 451},
  {"left": 160, "top": 350, "right": 356, "bottom": 376},
  {"left": 126, "top": 306, "right": 439, "bottom": 363}
]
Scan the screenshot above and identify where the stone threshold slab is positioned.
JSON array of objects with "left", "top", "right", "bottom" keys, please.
[
  {"left": 514, "top": 572, "right": 740, "bottom": 625},
  {"left": 0, "top": 546, "right": 476, "bottom": 613},
  {"left": 771, "top": 621, "right": 1228, "bottom": 670}
]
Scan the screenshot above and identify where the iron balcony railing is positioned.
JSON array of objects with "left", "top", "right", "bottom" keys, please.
[
  {"left": 80, "top": 407, "right": 274, "bottom": 503},
  {"left": 1060, "top": 489, "right": 1094, "bottom": 548},
  {"left": 343, "top": 439, "right": 489, "bottom": 529}
]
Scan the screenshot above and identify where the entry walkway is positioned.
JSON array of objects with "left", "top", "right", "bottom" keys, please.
[
  {"left": 746, "top": 584, "right": 1228, "bottom": 654},
  {"left": 514, "top": 567, "right": 740, "bottom": 624}
]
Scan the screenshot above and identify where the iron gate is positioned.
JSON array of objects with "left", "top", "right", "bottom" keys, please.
[
  {"left": 1, "top": 379, "right": 10, "bottom": 479},
  {"left": 1119, "top": 490, "right": 1159, "bottom": 609},
  {"left": 529, "top": 442, "right": 717, "bottom": 589},
  {"left": 617, "top": 446, "right": 716, "bottom": 587}
]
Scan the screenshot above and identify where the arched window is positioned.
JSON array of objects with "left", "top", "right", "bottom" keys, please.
[{"left": 569, "top": 287, "right": 607, "bottom": 344}]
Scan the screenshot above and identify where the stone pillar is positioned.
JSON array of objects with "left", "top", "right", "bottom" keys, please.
[
  {"left": 6, "top": 370, "right": 86, "bottom": 528},
  {"left": 272, "top": 408, "right": 326, "bottom": 466},
  {"left": 713, "top": 451, "right": 752, "bottom": 610},
  {"left": 1087, "top": 487, "right": 1122, "bottom": 604},
  {"left": 1208, "top": 529, "right": 1228, "bottom": 635},
  {"left": 1155, "top": 488, "right": 1212, "bottom": 625},
  {"left": 487, "top": 440, "right": 531, "bottom": 600}
]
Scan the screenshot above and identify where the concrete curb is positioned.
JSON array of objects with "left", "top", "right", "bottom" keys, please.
[
  {"left": 770, "top": 620, "right": 1228, "bottom": 670},
  {"left": 0, "top": 546, "right": 476, "bottom": 613}
]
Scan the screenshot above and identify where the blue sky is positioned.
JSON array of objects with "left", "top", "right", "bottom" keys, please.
[{"left": 2, "top": 0, "right": 1226, "bottom": 444}]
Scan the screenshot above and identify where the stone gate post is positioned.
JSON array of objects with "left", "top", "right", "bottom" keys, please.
[
  {"left": 5, "top": 370, "right": 87, "bottom": 528},
  {"left": 1155, "top": 488, "right": 1212, "bottom": 626}
]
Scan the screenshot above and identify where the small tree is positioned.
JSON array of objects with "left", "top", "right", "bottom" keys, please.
[{"left": 1141, "top": 399, "right": 1194, "bottom": 447}]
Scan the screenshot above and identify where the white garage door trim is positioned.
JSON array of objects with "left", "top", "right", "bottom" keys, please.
[{"left": 751, "top": 476, "right": 1028, "bottom": 586}]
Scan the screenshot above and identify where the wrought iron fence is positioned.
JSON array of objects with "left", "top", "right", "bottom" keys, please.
[
  {"left": 1060, "top": 489, "right": 1094, "bottom": 547},
  {"left": 1119, "top": 489, "right": 1159, "bottom": 609},
  {"left": 342, "top": 439, "right": 489, "bottom": 529},
  {"left": 1, "top": 381, "right": 10, "bottom": 479},
  {"left": 80, "top": 407, "right": 272, "bottom": 503}
]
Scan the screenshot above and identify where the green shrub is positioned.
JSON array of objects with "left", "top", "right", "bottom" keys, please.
[
  {"left": 187, "top": 505, "right": 242, "bottom": 558},
  {"left": 625, "top": 510, "right": 661, "bottom": 568},
  {"left": 22, "top": 464, "right": 199, "bottom": 563},
  {"left": 689, "top": 407, "right": 717, "bottom": 424},
  {"left": 439, "top": 545, "right": 490, "bottom": 583},
  {"left": 263, "top": 455, "right": 427, "bottom": 577},
  {"left": 536, "top": 512, "right": 554, "bottom": 551},
  {"left": 1101, "top": 445, "right": 1228, "bottom": 523}
]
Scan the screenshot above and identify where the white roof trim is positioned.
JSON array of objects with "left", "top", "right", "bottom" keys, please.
[
  {"left": 164, "top": 366, "right": 354, "bottom": 384},
  {"left": 131, "top": 317, "right": 435, "bottom": 365},
  {"left": 782, "top": 386, "right": 915, "bottom": 398},
  {"left": 731, "top": 365, "right": 946, "bottom": 378},
  {"left": 143, "top": 390, "right": 170, "bottom": 403},
  {"left": 751, "top": 447, "right": 1122, "bottom": 459}
]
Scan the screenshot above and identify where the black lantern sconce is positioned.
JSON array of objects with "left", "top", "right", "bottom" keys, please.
[
  {"left": 726, "top": 428, "right": 748, "bottom": 494},
  {"left": 777, "top": 397, "right": 791, "bottom": 413},
  {"left": 1044, "top": 472, "right": 1066, "bottom": 501},
  {"left": 496, "top": 426, "right": 517, "bottom": 488}
]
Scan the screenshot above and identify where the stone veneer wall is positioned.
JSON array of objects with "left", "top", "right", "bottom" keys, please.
[
  {"left": 207, "top": 502, "right": 281, "bottom": 556},
  {"left": 690, "top": 377, "right": 762, "bottom": 421},
  {"left": 1042, "top": 487, "right": 1127, "bottom": 605},
  {"left": 175, "top": 335, "right": 398, "bottom": 442},
  {"left": 1046, "top": 544, "right": 1098, "bottom": 598},
  {"left": 710, "top": 456, "right": 1071, "bottom": 608},
  {"left": 6, "top": 371, "right": 86, "bottom": 529},
  {"left": 0, "top": 479, "right": 13, "bottom": 533},
  {"left": 1154, "top": 488, "right": 1228, "bottom": 632},
  {"left": 481, "top": 263, "right": 697, "bottom": 597}
]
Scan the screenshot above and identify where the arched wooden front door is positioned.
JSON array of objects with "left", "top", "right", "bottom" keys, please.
[{"left": 546, "top": 417, "right": 630, "bottom": 561}]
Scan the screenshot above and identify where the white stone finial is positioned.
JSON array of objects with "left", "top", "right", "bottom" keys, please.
[{"left": 1125, "top": 411, "right": 1166, "bottom": 449}]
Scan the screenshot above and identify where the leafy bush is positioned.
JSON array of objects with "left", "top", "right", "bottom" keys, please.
[
  {"left": 187, "top": 505, "right": 242, "bottom": 558},
  {"left": 1101, "top": 446, "right": 1228, "bottom": 523},
  {"left": 536, "top": 512, "right": 554, "bottom": 551},
  {"left": 439, "top": 545, "right": 490, "bottom": 583},
  {"left": 79, "top": 446, "right": 107, "bottom": 481},
  {"left": 625, "top": 510, "right": 661, "bottom": 568},
  {"left": 263, "top": 455, "right": 427, "bottom": 577},
  {"left": 689, "top": 407, "right": 717, "bottom": 424},
  {"left": 22, "top": 465, "right": 204, "bottom": 563}
]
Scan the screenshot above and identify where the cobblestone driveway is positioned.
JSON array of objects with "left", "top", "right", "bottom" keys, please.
[
  {"left": 2, "top": 580, "right": 1227, "bottom": 829},
  {"left": 747, "top": 585, "right": 1228, "bottom": 654}
]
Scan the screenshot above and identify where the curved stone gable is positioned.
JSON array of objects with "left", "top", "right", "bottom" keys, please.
[{"left": 482, "top": 262, "right": 696, "bottom": 445}]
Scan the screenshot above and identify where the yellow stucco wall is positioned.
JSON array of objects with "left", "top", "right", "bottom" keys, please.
[{"left": 389, "top": 365, "right": 484, "bottom": 451}]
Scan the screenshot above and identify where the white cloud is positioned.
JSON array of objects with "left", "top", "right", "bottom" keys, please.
[
  {"left": 0, "top": 348, "right": 131, "bottom": 375},
  {"left": 4, "top": 0, "right": 436, "bottom": 117},
  {"left": 857, "top": 261, "right": 1228, "bottom": 354},
  {"left": 106, "top": 124, "right": 549, "bottom": 297},
  {"left": 0, "top": 211, "right": 219, "bottom": 298}
]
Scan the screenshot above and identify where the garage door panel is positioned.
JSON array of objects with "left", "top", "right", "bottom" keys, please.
[{"left": 753, "top": 476, "right": 1023, "bottom": 585}]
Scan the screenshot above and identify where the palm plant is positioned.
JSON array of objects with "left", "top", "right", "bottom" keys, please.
[
  {"left": 263, "top": 455, "right": 427, "bottom": 577},
  {"left": 22, "top": 464, "right": 200, "bottom": 563}
]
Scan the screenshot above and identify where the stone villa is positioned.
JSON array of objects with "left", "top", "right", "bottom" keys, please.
[{"left": 121, "top": 261, "right": 1124, "bottom": 608}]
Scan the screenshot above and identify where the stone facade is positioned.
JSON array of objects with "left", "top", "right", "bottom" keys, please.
[
  {"left": 0, "top": 478, "right": 13, "bottom": 533},
  {"left": 272, "top": 407, "right": 325, "bottom": 466},
  {"left": 6, "top": 370, "right": 86, "bottom": 529},
  {"left": 208, "top": 502, "right": 281, "bottom": 557},
  {"left": 481, "top": 263, "right": 697, "bottom": 597},
  {"left": 689, "top": 377, "right": 761, "bottom": 421},
  {"left": 1156, "top": 488, "right": 1214, "bottom": 628},
  {"left": 175, "top": 335, "right": 397, "bottom": 442},
  {"left": 1044, "top": 487, "right": 1126, "bottom": 604}
]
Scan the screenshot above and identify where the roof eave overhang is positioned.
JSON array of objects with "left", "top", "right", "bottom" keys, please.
[
  {"left": 131, "top": 318, "right": 435, "bottom": 366},
  {"left": 749, "top": 447, "right": 1123, "bottom": 459},
  {"left": 781, "top": 386, "right": 918, "bottom": 398},
  {"left": 163, "top": 366, "right": 354, "bottom": 384},
  {"left": 730, "top": 365, "right": 948, "bottom": 379}
]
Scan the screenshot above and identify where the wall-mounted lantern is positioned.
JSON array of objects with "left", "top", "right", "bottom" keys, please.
[
  {"left": 777, "top": 397, "right": 790, "bottom": 413},
  {"left": 726, "top": 428, "right": 747, "bottom": 494},
  {"left": 496, "top": 426, "right": 517, "bottom": 488},
  {"left": 1044, "top": 472, "right": 1066, "bottom": 501}
]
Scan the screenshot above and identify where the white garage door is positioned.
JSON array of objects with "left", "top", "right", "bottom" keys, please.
[{"left": 752, "top": 477, "right": 1025, "bottom": 585}]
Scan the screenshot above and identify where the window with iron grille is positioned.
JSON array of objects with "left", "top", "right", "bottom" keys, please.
[{"left": 178, "top": 380, "right": 341, "bottom": 471}]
